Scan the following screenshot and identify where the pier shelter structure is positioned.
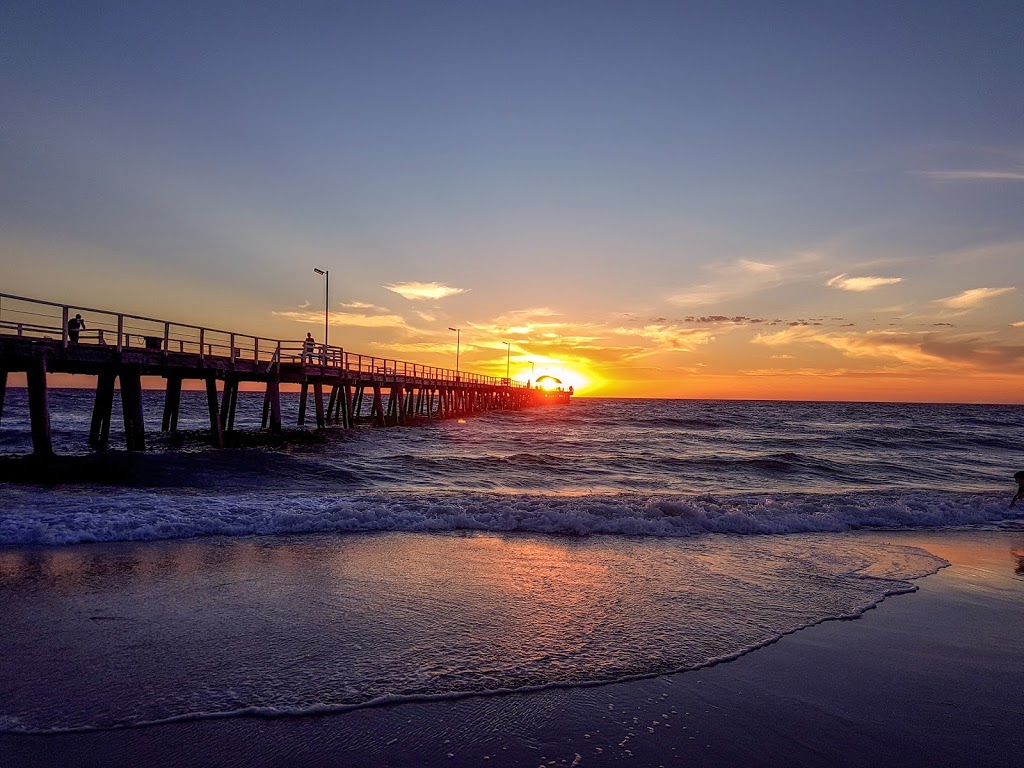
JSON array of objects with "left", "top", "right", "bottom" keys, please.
[{"left": 0, "top": 293, "right": 571, "bottom": 456}]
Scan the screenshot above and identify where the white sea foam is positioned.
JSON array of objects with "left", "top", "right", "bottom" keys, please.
[
  {"left": 0, "top": 487, "right": 1016, "bottom": 546},
  {"left": 0, "top": 531, "right": 944, "bottom": 734}
]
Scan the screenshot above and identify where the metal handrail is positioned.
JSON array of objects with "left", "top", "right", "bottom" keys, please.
[{"left": 0, "top": 292, "right": 526, "bottom": 388}]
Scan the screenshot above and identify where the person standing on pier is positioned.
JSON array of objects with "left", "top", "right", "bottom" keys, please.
[
  {"left": 303, "top": 332, "right": 316, "bottom": 364},
  {"left": 67, "top": 314, "right": 86, "bottom": 344}
]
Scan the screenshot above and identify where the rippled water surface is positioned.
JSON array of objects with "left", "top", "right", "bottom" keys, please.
[{"left": 1, "top": 393, "right": 1022, "bottom": 544}]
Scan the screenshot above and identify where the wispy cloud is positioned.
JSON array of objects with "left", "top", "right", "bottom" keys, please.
[
  {"left": 753, "top": 327, "right": 945, "bottom": 366},
  {"left": 827, "top": 273, "right": 902, "bottom": 291},
  {"left": 613, "top": 324, "right": 715, "bottom": 352},
  {"left": 668, "top": 252, "right": 822, "bottom": 307},
  {"left": 385, "top": 282, "right": 466, "bottom": 301},
  {"left": 935, "top": 286, "right": 1016, "bottom": 310},
  {"left": 920, "top": 170, "right": 1024, "bottom": 181},
  {"left": 273, "top": 309, "right": 415, "bottom": 330},
  {"left": 753, "top": 326, "right": 1024, "bottom": 373},
  {"left": 1012, "top": 321, "right": 1024, "bottom": 328},
  {"left": 341, "top": 301, "right": 390, "bottom": 312}
]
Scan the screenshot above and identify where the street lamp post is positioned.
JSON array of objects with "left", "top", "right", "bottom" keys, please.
[
  {"left": 502, "top": 341, "right": 511, "bottom": 382},
  {"left": 313, "top": 268, "right": 329, "bottom": 350},
  {"left": 527, "top": 360, "right": 535, "bottom": 381},
  {"left": 448, "top": 327, "right": 460, "bottom": 379}
]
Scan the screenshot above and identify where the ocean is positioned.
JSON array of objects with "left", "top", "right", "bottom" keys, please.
[{"left": 1, "top": 391, "right": 1022, "bottom": 733}]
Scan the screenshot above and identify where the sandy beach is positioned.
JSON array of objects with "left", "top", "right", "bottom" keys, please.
[{"left": 1, "top": 529, "right": 1020, "bottom": 768}]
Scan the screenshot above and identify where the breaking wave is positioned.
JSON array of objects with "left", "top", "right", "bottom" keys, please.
[{"left": 1, "top": 487, "right": 1017, "bottom": 547}]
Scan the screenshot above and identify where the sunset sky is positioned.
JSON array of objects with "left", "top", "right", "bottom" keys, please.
[{"left": 3, "top": 1, "right": 1022, "bottom": 402}]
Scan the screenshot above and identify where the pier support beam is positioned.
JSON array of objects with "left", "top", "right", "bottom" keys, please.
[
  {"left": 262, "top": 380, "right": 282, "bottom": 433},
  {"left": 26, "top": 356, "right": 52, "bottom": 456},
  {"left": 220, "top": 378, "right": 238, "bottom": 432},
  {"left": 162, "top": 376, "right": 182, "bottom": 432},
  {"left": 326, "top": 385, "right": 338, "bottom": 424},
  {"left": 313, "top": 382, "right": 325, "bottom": 429},
  {"left": 341, "top": 383, "right": 354, "bottom": 427},
  {"left": 371, "top": 385, "right": 385, "bottom": 427},
  {"left": 0, "top": 368, "right": 6, "bottom": 427},
  {"left": 89, "top": 371, "right": 116, "bottom": 449},
  {"left": 205, "top": 375, "right": 224, "bottom": 448},
  {"left": 119, "top": 365, "right": 146, "bottom": 451},
  {"left": 298, "top": 382, "right": 309, "bottom": 427},
  {"left": 353, "top": 386, "right": 365, "bottom": 422}
]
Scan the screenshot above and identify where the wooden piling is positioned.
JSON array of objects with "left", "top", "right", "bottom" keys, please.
[
  {"left": 340, "top": 383, "right": 353, "bottom": 428},
  {"left": 89, "top": 371, "right": 116, "bottom": 449},
  {"left": 371, "top": 384, "right": 385, "bottom": 426},
  {"left": 298, "top": 382, "right": 309, "bottom": 426},
  {"left": 326, "top": 385, "right": 339, "bottom": 424},
  {"left": 313, "top": 381, "right": 325, "bottom": 429},
  {"left": 0, "top": 368, "right": 6, "bottom": 427},
  {"left": 265, "top": 380, "right": 282, "bottom": 433},
  {"left": 26, "top": 356, "right": 52, "bottom": 456},
  {"left": 353, "top": 386, "right": 365, "bottom": 421},
  {"left": 206, "top": 375, "right": 224, "bottom": 449},
  {"left": 119, "top": 365, "right": 146, "bottom": 451},
  {"left": 162, "top": 376, "right": 182, "bottom": 432}
]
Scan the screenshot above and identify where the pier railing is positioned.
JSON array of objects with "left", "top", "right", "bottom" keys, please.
[{"left": 0, "top": 293, "right": 521, "bottom": 388}]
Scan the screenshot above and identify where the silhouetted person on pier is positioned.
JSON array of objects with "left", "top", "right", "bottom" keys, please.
[
  {"left": 68, "top": 314, "right": 85, "bottom": 344},
  {"left": 303, "top": 333, "right": 316, "bottom": 364},
  {"left": 1011, "top": 471, "right": 1024, "bottom": 508}
]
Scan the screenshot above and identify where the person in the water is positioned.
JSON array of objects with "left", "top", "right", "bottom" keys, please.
[{"left": 1011, "top": 471, "right": 1024, "bottom": 508}]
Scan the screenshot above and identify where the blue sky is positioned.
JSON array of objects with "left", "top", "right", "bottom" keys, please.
[{"left": 2, "top": 1, "right": 1022, "bottom": 400}]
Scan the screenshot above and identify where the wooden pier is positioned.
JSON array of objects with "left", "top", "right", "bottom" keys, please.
[{"left": 0, "top": 293, "right": 571, "bottom": 456}]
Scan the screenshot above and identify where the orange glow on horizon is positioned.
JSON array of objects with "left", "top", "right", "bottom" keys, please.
[{"left": 6, "top": 367, "right": 1024, "bottom": 404}]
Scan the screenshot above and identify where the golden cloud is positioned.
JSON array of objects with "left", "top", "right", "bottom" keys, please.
[
  {"left": 753, "top": 326, "right": 1024, "bottom": 373},
  {"left": 826, "top": 273, "right": 902, "bottom": 291},
  {"left": 384, "top": 282, "right": 467, "bottom": 301},
  {"left": 614, "top": 325, "right": 715, "bottom": 352},
  {"left": 935, "top": 287, "right": 1016, "bottom": 310}
]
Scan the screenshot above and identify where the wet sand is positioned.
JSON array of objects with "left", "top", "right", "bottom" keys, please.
[{"left": 2, "top": 530, "right": 1021, "bottom": 768}]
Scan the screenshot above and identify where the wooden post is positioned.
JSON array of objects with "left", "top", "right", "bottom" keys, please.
[
  {"left": 162, "top": 376, "right": 182, "bottom": 432},
  {"left": 386, "top": 386, "right": 397, "bottom": 424},
  {"left": 265, "top": 380, "right": 282, "bottom": 433},
  {"left": 89, "top": 371, "right": 116, "bottom": 449},
  {"left": 395, "top": 385, "right": 406, "bottom": 425},
  {"left": 371, "top": 384, "right": 385, "bottom": 426},
  {"left": 341, "top": 383, "right": 353, "bottom": 428},
  {"left": 206, "top": 375, "right": 223, "bottom": 448},
  {"left": 261, "top": 385, "right": 271, "bottom": 430},
  {"left": 226, "top": 380, "right": 239, "bottom": 432},
  {"left": 298, "top": 382, "right": 309, "bottom": 426},
  {"left": 353, "top": 386, "right": 364, "bottom": 421},
  {"left": 119, "top": 365, "right": 146, "bottom": 451},
  {"left": 26, "top": 356, "right": 52, "bottom": 456},
  {"left": 313, "top": 381, "right": 325, "bottom": 429},
  {"left": 0, "top": 369, "right": 6, "bottom": 427},
  {"left": 220, "top": 378, "right": 233, "bottom": 431},
  {"left": 326, "top": 385, "right": 338, "bottom": 424}
]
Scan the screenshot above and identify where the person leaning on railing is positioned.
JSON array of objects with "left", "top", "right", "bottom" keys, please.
[{"left": 67, "top": 313, "right": 86, "bottom": 343}]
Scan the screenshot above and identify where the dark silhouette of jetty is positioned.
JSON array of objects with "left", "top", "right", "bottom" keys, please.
[{"left": 0, "top": 293, "right": 571, "bottom": 456}]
